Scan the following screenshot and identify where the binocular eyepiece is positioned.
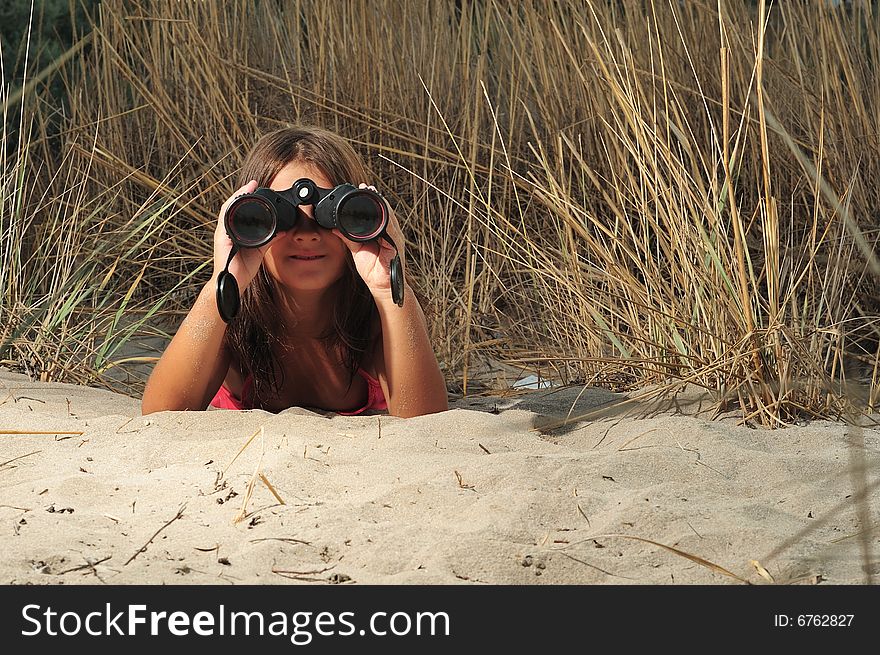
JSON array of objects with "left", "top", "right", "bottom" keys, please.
[
  {"left": 224, "top": 178, "right": 390, "bottom": 248},
  {"left": 216, "top": 177, "right": 404, "bottom": 322}
]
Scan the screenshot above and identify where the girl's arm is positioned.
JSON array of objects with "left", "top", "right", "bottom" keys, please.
[
  {"left": 333, "top": 185, "right": 447, "bottom": 417},
  {"left": 142, "top": 180, "right": 268, "bottom": 414},
  {"left": 141, "top": 280, "right": 232, "bottom": 413},
  {"left": 373, "top": 285, "right": 448, "bottom": 417}
]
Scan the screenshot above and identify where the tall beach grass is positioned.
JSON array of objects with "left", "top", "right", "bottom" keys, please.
[{"left": 3, "top": 0, "right": 879, "bottom": 426}]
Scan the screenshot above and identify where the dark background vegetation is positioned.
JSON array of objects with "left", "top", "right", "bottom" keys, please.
[{"left": 1, "top": 0, "right": 95, "bottom": 101}]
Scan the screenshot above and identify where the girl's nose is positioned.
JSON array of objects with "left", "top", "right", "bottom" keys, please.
[{"left": 288, "top": 210, "right": 321, "bottom": 240}]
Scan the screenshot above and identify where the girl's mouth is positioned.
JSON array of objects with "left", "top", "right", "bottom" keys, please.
[{"left": 290, "top": 255, "right": 325, "bottom": 261}]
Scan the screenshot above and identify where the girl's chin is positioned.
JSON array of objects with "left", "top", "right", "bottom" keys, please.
[{"left": 274, "top": 275, "right": 345, "bottom": 294}]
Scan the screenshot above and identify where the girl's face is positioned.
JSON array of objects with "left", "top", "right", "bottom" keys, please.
[{"left": 262, "top": 160, "right": 350, "bottom": 294}]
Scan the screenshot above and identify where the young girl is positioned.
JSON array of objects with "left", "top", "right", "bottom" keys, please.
[{"left": 142, "top": 125, "right": 448, "bottom": 418}]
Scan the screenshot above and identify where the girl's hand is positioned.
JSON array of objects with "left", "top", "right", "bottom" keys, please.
[
  {"left": 331, "top": 183, "right": 406, "bottom": 303},
  {"left": 212, "top": 180, "right": 275, "bottom": 292}
]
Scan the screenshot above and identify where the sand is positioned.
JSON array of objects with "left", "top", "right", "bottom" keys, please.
[{"left": 0, "top": 368, "right": 877, "bottom": 585}]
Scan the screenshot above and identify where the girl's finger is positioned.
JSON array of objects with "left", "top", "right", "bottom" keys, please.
[{"left": 220, "top": 179, "right": 258, "bottom": 215}]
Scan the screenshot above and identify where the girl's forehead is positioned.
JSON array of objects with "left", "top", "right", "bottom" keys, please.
[{"left": 270, "top": 161, "right": 332, "bottom": 191}]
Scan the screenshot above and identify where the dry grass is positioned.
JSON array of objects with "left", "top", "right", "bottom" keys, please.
[{"left": 3, "top": 0, "right": 880, "bottom": 426}]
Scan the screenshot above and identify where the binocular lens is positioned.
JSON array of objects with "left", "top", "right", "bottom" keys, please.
[
  {"left": 228, "top": 197, "right": 276, "bottom": 247},
  {"left": 337, "top": 194, "right": 386, "bottom": 240}
]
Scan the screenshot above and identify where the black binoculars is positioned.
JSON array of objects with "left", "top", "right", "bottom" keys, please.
[
  {"left": 216, "top": 178, "right": 404, "bottom": 322},
  {"left": 225, "top": 178, "right": 390, "bottom": 247}
]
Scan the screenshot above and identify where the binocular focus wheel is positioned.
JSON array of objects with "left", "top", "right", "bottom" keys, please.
[{"left": 293, "top": 178, "right": 318, "bottom": 204}]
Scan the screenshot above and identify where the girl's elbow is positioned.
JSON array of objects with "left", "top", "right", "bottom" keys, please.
[
  {"left": 389, "top": 397, "right": 449, "bottom": 418},
  {"left": 141, "top": 395, "right": 170, "bottom": 415},
  {"left": 141, "top": 379, "right": 167, "bottom": 414},
  {"left": 141, "top": 393, "right": 204, "bottom": 414},
  {"left": 141, "top": 399, "right": 160, "bottom": 415}
]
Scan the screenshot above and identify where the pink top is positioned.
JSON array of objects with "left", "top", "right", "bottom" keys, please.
[{"left": 209, "top": 368, "right": 387, "bottom": 415}]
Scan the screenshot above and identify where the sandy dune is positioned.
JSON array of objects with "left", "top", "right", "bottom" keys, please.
[{"left": 1, "top": 369, "right": 876, "bottom": 585}]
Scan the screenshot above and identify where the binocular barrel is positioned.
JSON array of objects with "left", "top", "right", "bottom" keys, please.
[{"left": 224, "top": 179, "right": 389, "bottom": 248}]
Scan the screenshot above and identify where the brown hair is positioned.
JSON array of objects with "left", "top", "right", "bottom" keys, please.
[{"left": 224, "top": 125, "right": 376, "bottom": 405}]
